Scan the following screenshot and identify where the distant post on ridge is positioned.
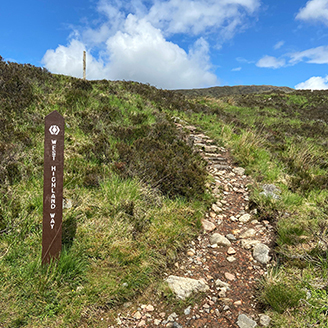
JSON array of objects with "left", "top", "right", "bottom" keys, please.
[
  {"left": 83, "top": 51, "right": 86, "bottom": 80},
  {"left": 42, "top": 110, "right": 65, "bottom": 265}
]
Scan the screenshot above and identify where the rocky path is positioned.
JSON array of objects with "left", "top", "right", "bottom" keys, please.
[{"left": 111, "top": 122, "right": 274, "bottom": 328}]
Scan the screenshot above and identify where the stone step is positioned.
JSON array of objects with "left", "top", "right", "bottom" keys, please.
[
  {"left": 206, "top": 157, "right": 226, "bottom": 162},
  {"left": 213, "top": 164, "right": 230, "bottom": 170}
]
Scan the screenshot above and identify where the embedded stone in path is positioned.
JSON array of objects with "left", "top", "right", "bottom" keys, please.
[
  {"left": 239, "top": 213, "right": 252, "bottom": 223},
  {"left": 212, "top": 204, "right": 222, "bottom": 213},
  {"left": 210, "top": 233, "right": 231, "bottom": 247},
  {"left": 201, "top": 219, "right": 216, "bottom": 232},
  {"left": 224, "top": 272, "right": 236, "bottom": 281},
  {"left": 239, "top": 228, "right": 256, "bottom": 239},
  {"left": 253, "top": 243, "right": 271, "bottom": 264},
  {"left": 237, "top": 314, "right": 257, "bottom": 328},
  {"left": 215, "top": 278, "right": 230, "bottom": 288},
  {"left": 233, "top": 167, "right": 246, "bottom": 176},
  {"left": 241, "top": 239, "right": 261, "bottom": 250},
  {"left": 166, "top": 275, "right": 209, "bottom": 299}
]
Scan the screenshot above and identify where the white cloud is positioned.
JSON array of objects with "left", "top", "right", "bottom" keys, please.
[
  {"left": 296, "top": 0, "right": 328, "bottom": 26},
  {"left": 42, "top": 40, "right": 108, "bottom": 80},
  {"left": 42, "top": 0, "right": 261, "bottom": 89},
  {"left": 105, "top": 15, "right": 217, "bottom": 89},
  {"left": 295, "top": 75, "right": 328, "bottom": 89},
  {"left": 42, "top": 16, "right": 218, "bottom": 89},
  {"left": 256, "top": 55, "right": 285, "bottom": 69},
  {"left": 232, "top": 67, "right": 242, "bottom": 71},
  {"left": 289, "top": 46, "right": 328, "bottom": 64},
  {"left": 274, "top": 40, "right": 284, "bottom": 50},
  {"left": 145, "top": 0, "right": 260, "bottom": 38}
]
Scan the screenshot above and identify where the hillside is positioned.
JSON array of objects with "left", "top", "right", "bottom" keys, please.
[
  {"left": 0, "top": 57, "right": 327, "bottom": 328},
  {"left": 175, "top": 85, "right": 294, "bottom": 97}
]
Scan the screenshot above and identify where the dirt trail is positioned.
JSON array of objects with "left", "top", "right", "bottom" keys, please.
[{"left": 110, "top": 122, "right": 275, "bottom": 328}]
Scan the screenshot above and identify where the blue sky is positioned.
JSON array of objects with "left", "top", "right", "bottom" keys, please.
[{"left": 1, "top": 0, "right": 328, "bottom": 89}]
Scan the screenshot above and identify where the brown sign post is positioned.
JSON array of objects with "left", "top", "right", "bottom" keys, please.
[{"left": 42, "top": 110, "right": 65, "bottom": 264}]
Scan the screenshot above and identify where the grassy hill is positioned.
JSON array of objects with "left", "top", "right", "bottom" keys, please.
[
  {"left": 0, "top": 57, "right": 327, "bottom": 327},
  {"left": 175, "top": 85, "right": 294, "bottom": 97}
]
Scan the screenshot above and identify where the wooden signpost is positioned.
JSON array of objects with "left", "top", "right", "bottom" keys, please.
[{"left": 42, "top": 111, "right": 65, "bottom": 264}]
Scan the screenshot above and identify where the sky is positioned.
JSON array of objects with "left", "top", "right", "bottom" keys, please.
[{"left": 1, "top": 0, "right": 328, "bottom": 90}]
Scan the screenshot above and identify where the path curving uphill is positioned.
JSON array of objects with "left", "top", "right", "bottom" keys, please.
[{"left": 112, "top": 120, "right": 275, "bottom": 328}]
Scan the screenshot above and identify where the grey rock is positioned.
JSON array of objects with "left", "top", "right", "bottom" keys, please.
[
  {"left": 63, "top": 198, "right": 72, "bottom": 209},
  {"left": 259, "top": 314, "right": 271, "bottom": 327},
  {"left": 167, "top": 312, "right": 178, "bottom": 322},
  {"left": 166, "top": 276, "right": 209, "bottom": 299},
  {"left": 210, "top": 233, "right": 231, "bottom": 247},
  {"left": 260, "top": 184, "right": 281, "bottom": 199},
  {"left": 253, "top": 244, "right": 271, "bottom": 264},
  {"left": 184, "top": 306, "right": 191, "bottom": 315},
  {"left": 237, "top": 314, "right": 257, "bottom": 328},
  {"left": 173, "top": 323, "right": 183, "bottom": 328},
  {"left": 226, "top": 234, "right": 237, "bottom": 241}
]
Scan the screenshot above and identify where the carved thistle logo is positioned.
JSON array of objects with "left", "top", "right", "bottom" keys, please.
[{"left": 49, "top": 125, "right": 60, "bottom": 135}]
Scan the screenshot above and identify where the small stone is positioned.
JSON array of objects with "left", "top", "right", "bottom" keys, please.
[
  {"left": 239, "top": 229, "right": 256, "bottom": 239},
  {"left": 201, "top": 219, "right": 216, "bottom": 232},
  {"left": 234, "top": 300, "right": 242, "bottom": 306},
  {"left": 203, "top": 303, "right": 210, "bottom": 309},
  {"left": 259, "top": 314, "right": 271, "bottom": 327},
  {"left": 218, "top": 290, "right": 226, "bottom": 298},
  {"left": 210, "top": 233, "right": 231, "bottom": 247},
  {"left": 239, "top": 214, "right": 251, "bottom": 223},
  {"left": 241, "top": 239, "right": 261, "bottom": 250},
  {"left": 187, "top": 250, "right": 195, "bottom": 256},
  {"left": 260, "top": 184, "right": 281, "bottom": 199},
  {"left": 215, "top": 279, "right": 230, "bottom": 288},
  {"left": 146, "top": 304, "right": 154, "bottom": 312},
  {"left": 233, "top": 167, "right": 245, "bottom": 176},
  {"left": 134, "top": 311, "right": 142, "bottom": 320},
  {"left": 167, "top": 312, "right": 178, "bottom": 322},
  {"left": 227, "top": 247, "right": 236, "bottom": 255},
  {"left": 237, "top": 314, "right": 257, "bottom": 328},
  {"left": 253, "top": 244, "right": 271, "bottom": 264},
  {"left": 154, "top": 319, "right": 162, "bottom": 326},
  {"left": 227, "top": 256, "right": 236, "bottom": 262},
  {"left": 224, "top": 272, "right": 235, "bottom": 281},
  {"left": 184, "top": 306, "right": 191, "bottom": 315},
  {"left": 226, "top": 234, "right": 237, "bottom": 241},
  {"left": 138, "top": 320, "right": 146, "bottom": 327},
  {"left": 210, "top": 211, "right": 216, "bottom": 218},
  {"left": 212, "top": 204, "right": 222, "bottom": 213},
  {"left": 160, "top": 312, "right": 166, "bottom": 318}
]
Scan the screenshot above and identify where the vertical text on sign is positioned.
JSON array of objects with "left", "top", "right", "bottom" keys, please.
[{"left": 42, "top": 111, "right": 65, "bottom": 264}]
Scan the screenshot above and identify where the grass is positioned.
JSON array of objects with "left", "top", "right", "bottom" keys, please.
[
  {"left": 0, "top": 59, "right": 212, "bottom": 327},
  {"left": 1, "top": 56, "right": 328, "bottom": 327}
]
